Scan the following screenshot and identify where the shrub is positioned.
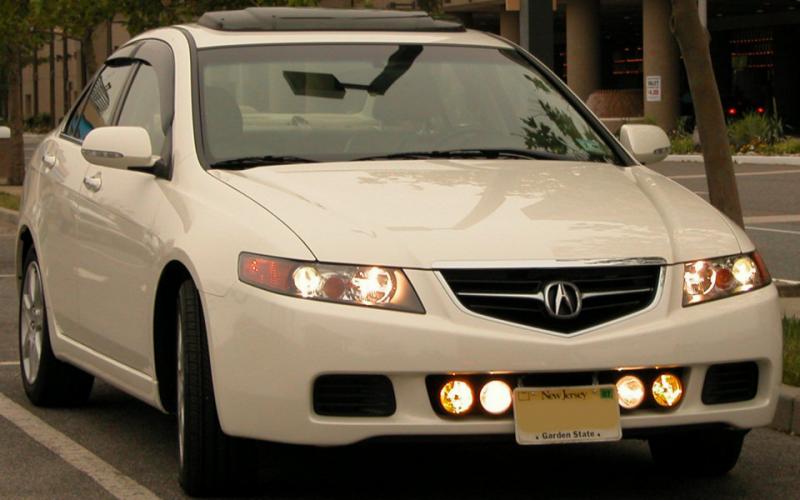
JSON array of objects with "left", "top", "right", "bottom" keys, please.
[
  {"left": 727, "top": 112, "right": 784, "bottom": 152},
  {"left": 23, "top": 113, "right": 53, "bottom": 133},
  {"left": 670, "top": 135, "right": 695, "bottom": 154},
  {"left": 785, "top": 317, "right": 800, "bottom": 387},
  {"left": 771, "top": 137, "right": 800, "bottom": 155}
]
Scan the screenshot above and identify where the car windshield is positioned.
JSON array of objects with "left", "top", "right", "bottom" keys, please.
[{"left": 197, "top": 44, "right": 618, "bottom": 166}]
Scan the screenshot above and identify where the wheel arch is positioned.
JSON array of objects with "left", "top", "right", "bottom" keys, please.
[
  {"left": 153, "top": 259, "right": 195, "bottom": 413},
  {"left": 17, "top": 226, "right": 34, "bottom": 292}
]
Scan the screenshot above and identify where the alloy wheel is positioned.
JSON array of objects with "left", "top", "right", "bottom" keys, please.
[{"left": 20, "top": 261, "right": 45, "bottom": 385}]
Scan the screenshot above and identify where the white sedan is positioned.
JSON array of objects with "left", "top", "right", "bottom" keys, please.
[{"left": 16, "top": 7, "right": 782, "bottom": 496}]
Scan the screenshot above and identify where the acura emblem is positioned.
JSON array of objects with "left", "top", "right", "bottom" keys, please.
[{"left": 543, "top": 281, "right": 582, "bottom": 319}]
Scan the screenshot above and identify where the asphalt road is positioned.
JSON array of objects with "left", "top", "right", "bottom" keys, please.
[{"left": 1, "top": 221, "right": 800, "bottom": 497}]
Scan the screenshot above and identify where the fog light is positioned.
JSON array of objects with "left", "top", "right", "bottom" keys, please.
[
  {"left": 479, "top": 380, "right": 513, "bottom": 415},
  {"left": 439, "top": 380, "right": 474, "bottom": 415},
  {"left": 616, "top": 375, "right": 646, "bottom": 409},
  {"left": 652, "top": 373, "right": 683, "bottom": 407}
]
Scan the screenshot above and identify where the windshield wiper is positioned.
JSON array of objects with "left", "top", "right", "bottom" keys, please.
[
  {"left": 353, "top": 148, "right": 582, "bottom": 162},
  {"left": 209, "top": 155, "right": 317, "bottom": 169}
]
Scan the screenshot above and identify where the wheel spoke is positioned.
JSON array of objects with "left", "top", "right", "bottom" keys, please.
[
  {"left": 27, "top": 268, "right": 38, "bottom": 305},
  {"left": 20, "top": 262, "right": 44, "bottom": 384}
]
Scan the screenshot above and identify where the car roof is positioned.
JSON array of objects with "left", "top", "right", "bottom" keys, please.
[
  {"left": 177, "top": 24, "right": 511, "bottom": 50},
  {"left": 197, "top": 7, "right": 464, "bottom": 32}
]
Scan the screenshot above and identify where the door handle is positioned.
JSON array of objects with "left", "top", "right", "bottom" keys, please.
[
  {"left": 42, "top": 153, "right": 57, "bottom": 169},
  {"left": 83, "top": 173, "right": 102, "bottom": 192}
]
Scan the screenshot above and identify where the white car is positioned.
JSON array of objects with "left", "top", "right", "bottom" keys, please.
[{"left": 17, "top": 7, "right": 781, "bottom": 495}]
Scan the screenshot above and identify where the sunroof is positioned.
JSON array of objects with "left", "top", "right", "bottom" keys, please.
[{"left": 196, "top": 7, "right": 465, "bottom": 32}]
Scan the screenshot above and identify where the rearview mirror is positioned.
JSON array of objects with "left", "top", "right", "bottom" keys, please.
[
  {"left": 619, "top": 124, "right": 671, "bottom": 165},
  {"left": 0, "top": 126, "right": 10, "bottom": 139},
  {"left": 82, "top": 126, "right": 156, "bottom": 170}
]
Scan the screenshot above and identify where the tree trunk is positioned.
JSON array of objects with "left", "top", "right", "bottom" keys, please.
[
  {"left": 671, "top": 0, "right": 744, "bottom": 227},
  {"left": 81, "top": 28, "right": 98, "bottom": 87},
  {"left": 49, "top": 30, "right": 56, "bottom": 128},
  {"left": 8, "top": 47, "right": 26, "bottom": 186}
]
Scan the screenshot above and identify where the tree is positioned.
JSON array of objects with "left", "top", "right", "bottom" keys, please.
[
  {"left": 671, "top": 0, "right": 744, "bottom": 227},
  {"left": 50, "top": 0, "right": 117, "bottom": 85},
  {"left": 121, "top": 0, "right": 320, "bottom": 36},
  {"left": 0, "top": 0, "right": 49, "bottom": 185}
]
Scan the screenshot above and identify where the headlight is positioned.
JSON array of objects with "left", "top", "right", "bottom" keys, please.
[
  {"left": 238, "top": 253, "right": 424, "bottom": 313},
  {"left": 682, "top": 252, "right": 770, "bottom": 306}
]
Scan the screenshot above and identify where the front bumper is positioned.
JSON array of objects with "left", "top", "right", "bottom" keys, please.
[{"left": 202, "top": 264, "right": 782, "bottom": 445}]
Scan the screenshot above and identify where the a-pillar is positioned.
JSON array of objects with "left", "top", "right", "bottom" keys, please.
[
  {"left": 566, "top": 0, "right": 601, "bottom": 101},
  {"left": 643, "top": 0, "right": 680, "bottom": 131}
]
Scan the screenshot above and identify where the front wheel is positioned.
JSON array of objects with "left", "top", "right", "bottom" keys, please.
[
  {"left": 648, "top": 428, "right": 747, "bottom": 476},
  {"left": 19, "top": 249, "right": 93, "bottom": 406},
  {"left": 176, "top": 279, "right": 256, "bottom": 496}
]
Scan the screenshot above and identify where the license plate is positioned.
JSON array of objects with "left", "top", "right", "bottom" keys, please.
[{"left": 513, "top": 385, "right": 621, "bottom": 445}]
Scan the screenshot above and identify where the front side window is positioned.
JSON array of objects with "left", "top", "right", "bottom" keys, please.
[
  {"left": 65, "top": 64, "right": 132, "bottom": 141},
  {"left": 118, "top": 64, "right": 165, "bottom": 155},
  {"left": 197, "top": 44, "right": 618, "bottom": 165}
]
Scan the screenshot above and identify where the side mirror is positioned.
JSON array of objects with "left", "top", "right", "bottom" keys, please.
[
  {"left": 619, "top": 124, "right": 671, "bottom": 165},
  {"left": 0, "top": 126, "right": 10, "bottom": 139},
  {"left": 82, "top": 126, "right": 156, "bottom": 170}
]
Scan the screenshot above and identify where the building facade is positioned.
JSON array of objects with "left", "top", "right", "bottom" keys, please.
[
  {"left": 8, "top": 1, "right": 800, "bottom": 134},
  {"left": 446, "top": 0, "right": 800, "bottom": 132}
]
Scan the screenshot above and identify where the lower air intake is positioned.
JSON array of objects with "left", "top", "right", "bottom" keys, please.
[{"left": 313, "top": 374, "right": 396, "bottom": 417}]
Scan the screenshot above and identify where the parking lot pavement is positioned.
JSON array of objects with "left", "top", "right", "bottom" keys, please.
[{"left": 0, "top": 219, "right": 799, "bottom": 498}]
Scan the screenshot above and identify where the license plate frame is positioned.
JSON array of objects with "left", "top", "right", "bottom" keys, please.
[{"left": 513, "top": 385, "right": 622, "bottom": 445}]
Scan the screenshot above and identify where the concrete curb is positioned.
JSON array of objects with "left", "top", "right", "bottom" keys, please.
[
  {"left": 0, "top": 207, "right": 18, "bottom": 226},
  {"left": 772, "top": 384, "right": 800, "bottom": 436},
  {"left": 666, "top": 154, "right": 800, "bottom": 166}
]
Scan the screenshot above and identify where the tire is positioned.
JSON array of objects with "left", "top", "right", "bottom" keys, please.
[
  {"left": 648, "top": 428, "right": 747, "bottom": 476},
  {"left": 19, "top": 249, "right": 94, "bottom": 406},
  {"left": 177, "top": 279, "right": 257, "bottom": 496}
]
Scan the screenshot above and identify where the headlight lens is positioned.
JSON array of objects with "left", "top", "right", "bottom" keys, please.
[
  {"left": 682, "top": 252, "right": 770, "bottom": 306},
  {"left": 238, "top": 253, "right": 424, "bottom": 313}
]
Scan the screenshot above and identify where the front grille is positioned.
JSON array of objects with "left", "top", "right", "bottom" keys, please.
[
  {"left": 440, "top": 265, "right": 661, "bottom": 333},
  {"left": 313, "top": 375, "right": 396, "bottom": 417},
  {"left": 702, "top": 362, "right": 759, "bottom": 405}
]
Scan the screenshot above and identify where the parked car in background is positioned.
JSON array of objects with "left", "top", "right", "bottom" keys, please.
[{"left": 16, "top": 8, "right": 782, "bottom": 496}]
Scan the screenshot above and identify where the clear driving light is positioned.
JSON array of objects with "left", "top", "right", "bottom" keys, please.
[
  {"left": 616, "top": 375, "right": 646, "bottom": 410},
  {"left": 292, "top": 265, "right": 322, "bottom": 297},
  {"left": 479, "top": 380, "right": 513, "bottom": 415},
  {"left": 239, "top": 253, "right": 424, "bottom": 313},
  {"left": 440, "top": 380, "right": 474, "bottom": 415},
  {"left": 651, "top": 373, "right": 683, "bottom": 408},
  {"left": 682, "top": 252, "right": 770, "bottom": 306}
]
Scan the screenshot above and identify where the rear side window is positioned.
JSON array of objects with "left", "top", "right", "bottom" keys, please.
[{"left": 65, "top": 64, "right": 132, "bottom": 141}]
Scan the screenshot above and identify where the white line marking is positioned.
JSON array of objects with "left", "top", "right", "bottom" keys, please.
[
  {"left": 0, "top": 392, "right": 159, "bottom": 499},
  {"left": 744, "top": 214, "right": 800, "bottom": 224},
  {"left": 0, "top": 274, "right": 15, "bottom": 278},
  {"left": 670, "top": 169, "right": 800, "bottom": 180},
  {"left": 746, "top": 225, "right": 800, "bottom": 236},
  {"left": 0, "top": 361, "right": 19, "bottom": 366}
]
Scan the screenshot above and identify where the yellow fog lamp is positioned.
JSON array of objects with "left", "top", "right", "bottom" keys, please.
[
  {"left": 439, "top": 380, "right": 474, "bottom": 415},
  {"left": 652, "top": 373, "right": 684, "bottom": 407}
]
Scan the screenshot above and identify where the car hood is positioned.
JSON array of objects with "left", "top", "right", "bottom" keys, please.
[{"left": 211, "top": 160, "right": 742, "bottom": 268}]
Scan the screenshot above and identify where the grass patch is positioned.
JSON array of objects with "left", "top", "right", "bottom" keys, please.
[
  {"left": 0, "top": 192, "right": 20, "bottom": 211},
  {"left": 785, "top": 317, "right": 800, "bottom": 387}
]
